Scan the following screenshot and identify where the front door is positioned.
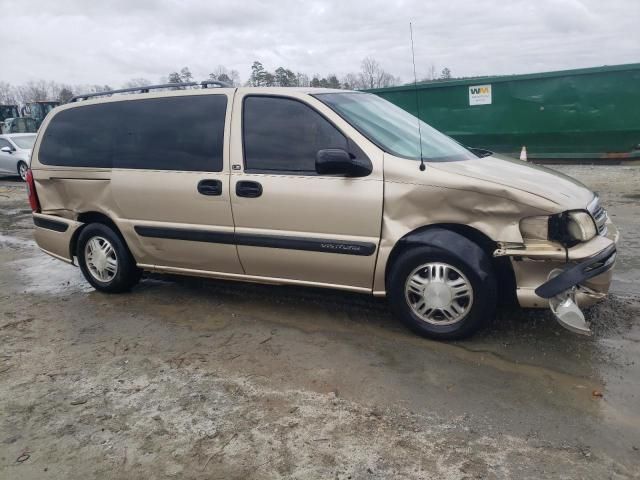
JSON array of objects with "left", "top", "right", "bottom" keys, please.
[{"left": 229, "top": 91, "right": 384, "bottom": 291}]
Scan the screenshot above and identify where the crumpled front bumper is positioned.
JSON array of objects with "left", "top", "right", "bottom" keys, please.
[
  {"left": 534, "top": 243, "right": 616, "bottom": 299},
  {"left": 495, "top": 221, "right": 619, "bottom": 334}
]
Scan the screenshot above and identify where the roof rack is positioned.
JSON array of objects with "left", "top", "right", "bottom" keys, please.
[{"left": 70, "top": 80, "right": 232, "bottom": 102}]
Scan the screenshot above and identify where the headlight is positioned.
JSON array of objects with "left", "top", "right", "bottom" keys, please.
[
  {"left": 565, "top": 211, "right": 597, "bottom": 242},
  {"left": 521, "top": 210, "right": 597, "bottom": 245},
  {"left": 549, "top": 210, "right": 597, "bottom": 245}
]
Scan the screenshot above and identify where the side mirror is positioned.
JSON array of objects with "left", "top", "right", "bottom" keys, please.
[
  {"left": 1, "top": 146, "right": 13, "bottom": 154},
  {"left": 315, "top": 149, "right": 371, "bottom": 177}
]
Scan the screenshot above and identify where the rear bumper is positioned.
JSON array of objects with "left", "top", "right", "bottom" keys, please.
[{"left": 32, "top": 213, "right": 83, "bottom": 263}]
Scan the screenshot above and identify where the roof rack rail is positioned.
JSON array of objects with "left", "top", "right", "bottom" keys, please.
[{"left": 70, "top": 80, "right": 232, "bottom": 102}]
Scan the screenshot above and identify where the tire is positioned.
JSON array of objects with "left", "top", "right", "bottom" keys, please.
[
  {"left": 387, "top": 242, "right": 497, "bottom": 340},
  {"left": 17, "top": 161, "right": 28, "bottom": 182},
  {"left": 77, "top": 223, "right": 142, "bottom": 293}
]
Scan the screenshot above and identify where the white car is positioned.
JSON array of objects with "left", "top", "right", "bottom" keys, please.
[{"left": 0, "top": 133, "right": 36, "bottom": 181}]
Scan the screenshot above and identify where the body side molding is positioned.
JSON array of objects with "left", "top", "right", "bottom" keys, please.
[
  {"left": 134, "top": 226, "right": 376, "bottom": 256},
  {"left": 33, "top": 216, "right": 69, "bottom": 232}
]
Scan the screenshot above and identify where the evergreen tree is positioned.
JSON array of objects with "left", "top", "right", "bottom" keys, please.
[{"left": 250, "top": 61, "right": 267, "bottom": 86}]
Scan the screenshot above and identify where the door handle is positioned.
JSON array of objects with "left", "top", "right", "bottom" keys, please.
[
  {"left": 197, "top": 179, "right": 222, "bottom": 196},
  {"left": 236, "top": 180, "right": 263, "bottom": 198}
]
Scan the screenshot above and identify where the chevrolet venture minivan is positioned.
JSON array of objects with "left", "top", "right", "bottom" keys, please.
[{"left": 27, "top": 81, "right": 618, "bottom": 339}]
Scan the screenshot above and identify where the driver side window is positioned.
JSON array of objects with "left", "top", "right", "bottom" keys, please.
[{"left": 243, "top": 96, "right": 348, "bottom": 174}]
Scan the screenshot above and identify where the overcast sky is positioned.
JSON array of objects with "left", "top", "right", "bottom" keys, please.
[{"left": 3, "top": 0, "right": 639, "bottom": 87}]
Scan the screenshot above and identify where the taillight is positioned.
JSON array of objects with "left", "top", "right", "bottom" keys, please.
[{"left": 25, "top": 169, "right": 40, "bottom": 213}]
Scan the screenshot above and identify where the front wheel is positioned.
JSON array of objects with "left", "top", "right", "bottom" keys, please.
[
  {"left": 17, "top": 161, "right": 28, "bottom": 181},
  {"left": 388, "top": 244, "right": 497, "bottom": 340},
  {"left": 77, "top": 223, "right": 142, "bottom": 293}
]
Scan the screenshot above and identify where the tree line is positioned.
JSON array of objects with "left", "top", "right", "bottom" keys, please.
[
  {"left": 0, "top": 57, "right": 454, "bottom": 105},
  {"left": 166, "top": 57, "right": 402, "bottom": 89}
]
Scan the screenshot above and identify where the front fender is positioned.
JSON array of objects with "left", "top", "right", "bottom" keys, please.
[{"left": 379, "top": 227, "right": 492, "bottom": 294}]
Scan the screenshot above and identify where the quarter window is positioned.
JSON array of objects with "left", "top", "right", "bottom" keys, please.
[
  {"left": 243, "top": 96, "right": 348, "bottom": 173},
  {"left": 39, "top": 95, "right": 227, "bottom": 171}
]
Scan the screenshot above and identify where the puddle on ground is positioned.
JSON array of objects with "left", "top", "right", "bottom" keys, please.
[
  {"left": 8, "top": 251, "right": 92, "bottom": 295},
  {"left": 0, "top": 233, "right": 36, "bottom": 248},
  {"left": 1, "top": 208, "right": 32, "bottom": 216}
]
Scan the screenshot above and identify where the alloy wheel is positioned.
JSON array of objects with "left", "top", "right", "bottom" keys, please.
[
  {"left": 84, "top": 236, "right": 118, "bottom": 282},
  {"left": 18, "top": 163, "right": 28, "bottom": 181},
  {"left": 404, "top": 262, "right": 474, "bottom": 325}
]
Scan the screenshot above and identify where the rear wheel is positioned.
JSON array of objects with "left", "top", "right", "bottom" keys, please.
[
  {"left": 77, "top": 223, "right": 142, "bottom": 293},
  {"left": 388, "top": 244, "right": 497, "bottom": 340},
  {"left": 17, "top": 161, "right": 28, "bottom": 181}
]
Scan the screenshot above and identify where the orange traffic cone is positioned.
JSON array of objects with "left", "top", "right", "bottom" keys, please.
[{"left": 519, "top": 146, "right": 528, "bottom": 161}]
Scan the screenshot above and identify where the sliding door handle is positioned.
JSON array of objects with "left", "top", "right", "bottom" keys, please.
[
  {"left": 236, "top": 180, "right": 263, "bottom": 198},
  {"left": 198, "top": 179, "right": 222, "bottom": 196}
]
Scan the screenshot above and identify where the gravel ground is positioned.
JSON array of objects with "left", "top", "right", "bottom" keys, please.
[{"left": 0, "top": 165, "right": 638, "bottom": 479}]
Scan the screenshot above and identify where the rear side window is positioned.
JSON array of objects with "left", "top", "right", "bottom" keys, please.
[
  {"left": 243, "top": 96, "right": 347, "bottom": 173},
  {"left": 38, "top": 95, "right": 227, "bottom": 171}
]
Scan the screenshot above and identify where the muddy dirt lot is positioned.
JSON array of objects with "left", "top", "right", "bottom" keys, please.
[{"left": 1, "top": 165, "right": 639, "bottom": 479}]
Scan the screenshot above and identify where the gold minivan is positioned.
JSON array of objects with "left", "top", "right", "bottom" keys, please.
[{"left": 27, "top": 82, "right": 618, "bottom": 339}]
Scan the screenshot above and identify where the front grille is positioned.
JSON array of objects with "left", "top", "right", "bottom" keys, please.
[{"left": 587, "top": 196, "right": 608, "bottom": 236}]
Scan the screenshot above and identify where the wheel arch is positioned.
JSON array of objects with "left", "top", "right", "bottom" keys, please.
[
  {"left": 385, "top": 223, "right": 516, "bottom": 303},
  {"left": 70, "top": 211, "right": 124, "bottom": 259}
]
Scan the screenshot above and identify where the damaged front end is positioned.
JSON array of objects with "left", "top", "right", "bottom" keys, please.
[
  {"left": 495, "top": 197, "right": 618, "bottom": 336},
  {"left": 537, "top": 244, "right": 616, "bottom": 335}
]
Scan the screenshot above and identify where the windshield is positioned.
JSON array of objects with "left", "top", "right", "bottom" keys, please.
[
  {"left": 10, "top": 135, "right": 36, "bottom": 149},
  {"left": 0, "top": 105, "right": 18, "bottom": 121},
  {"left": 30, "top": 103, "right": 44, "bottom": 119},
  {"left": 42, "top": 103, "right": 57, "bottom": 114},
  {"left": 315, "top": 92, "right": 475, "bottom": 162}
]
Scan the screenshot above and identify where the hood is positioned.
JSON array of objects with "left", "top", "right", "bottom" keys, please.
[{"left": 430, "top": 154, "right": 594, "bottom": 210}]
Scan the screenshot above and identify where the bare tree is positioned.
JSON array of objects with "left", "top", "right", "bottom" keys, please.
[
  {"left": 16, "top": 80, "right": 51, "bottom": 102},
  {"left": 122, "top": 78, "right": 151, "bottom": 89},
  {"left": 342, "top": 73, "right": 361, "bottom": 90},
  {"left": 209, "top": 66, "right": 241, "bottom": 86},
  {"left": 360, "top": 57, "right": 385, "bottom": 89},
  {"left": 420, "top": 63, "right": 438, "bottom": 82},
  {"left": 0, "top": 82, "right": 17, "bottom": 104},
  {"left": 379, "top": 72, "right": 399, "bottom": 88},
  {"left": 88, "top": 85, "right": 113, "bottom": 93},
  {"left": 296, "top": 72, "right": 310, "bottom": 87},
  {"left": 441, "top": 67, "right": 452, "bottom": 80},
  {"left": 429, "top": 64, "right": 437, "bottom": 80},
  {"left": 344, "top": 57, "right": 400, "bottom": 89}
]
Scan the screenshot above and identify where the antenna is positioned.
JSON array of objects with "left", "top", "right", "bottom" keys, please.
[{"left": 410, "top": 22, "right": 425, "bottom": 172}]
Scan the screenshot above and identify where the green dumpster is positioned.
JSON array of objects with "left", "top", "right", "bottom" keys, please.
[{"left": 367, "top": 63, "right": 640, "bottom": 162}]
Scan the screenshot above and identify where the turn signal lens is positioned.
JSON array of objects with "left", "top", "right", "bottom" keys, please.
[{"left": 519, "top": 216, "right": 549, "bottom": 240}]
